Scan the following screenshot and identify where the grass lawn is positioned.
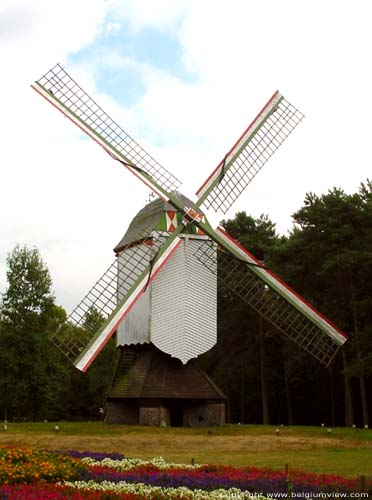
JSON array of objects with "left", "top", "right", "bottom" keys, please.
[{"left": 0, "top": 422, "right": 371, "bottom": 477}]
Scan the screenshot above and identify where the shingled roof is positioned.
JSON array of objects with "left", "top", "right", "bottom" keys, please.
[
  {"left": 113, "top": 192, "right": 198, "bottom": 253},
  {"left": 107, "top": 344, "right": 225, "bottom": 400}
]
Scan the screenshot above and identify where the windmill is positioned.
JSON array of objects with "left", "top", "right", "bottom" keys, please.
[{"left": 31, "top": 64, "right": 347, "bottom": 426}]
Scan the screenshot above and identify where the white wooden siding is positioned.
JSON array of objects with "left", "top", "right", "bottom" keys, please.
[
  {"left": 116, "top": 244, "right": 152, "bottom": 346},
  {"left": 151, "top": 237, "right": 217, "bottom": 363}
]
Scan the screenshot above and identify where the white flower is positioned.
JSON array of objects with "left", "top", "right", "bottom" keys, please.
[
  {"left": 64, "top": 479, "right": 270, "bottom": 499},
  {"left": 81, "top": 455, "right": 203, "bottom": 471}
]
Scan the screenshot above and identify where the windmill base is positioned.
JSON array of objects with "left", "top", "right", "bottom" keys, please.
[
  {"left": 104, "top": 344, "right": 226, "bottom": 427},
  {"left": 105, "top": 399, "right": 225, "bottom": 427}
]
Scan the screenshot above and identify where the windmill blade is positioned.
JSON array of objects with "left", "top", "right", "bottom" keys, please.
[
  {"left": 193, "top": 226, "right": 347, "bottom": 367},
  {"left": 195, "top": 92, "right": 304, "bottom": 213},
  {"left": 31, "top": 64, "right": 181, "bottom": 200},
  {"left": 51, "top": 231, "right": 181, "bottom": 372}
]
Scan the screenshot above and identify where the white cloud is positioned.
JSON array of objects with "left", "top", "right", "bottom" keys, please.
[
  {"left": 107, "top": 0, "right": 187, "bottom": 33},
  {"left": 120, "top": 0, "right": 372, "bottom": 231},
  {"left": 0, "top": 0, "right": 112, "bottom": 310}
]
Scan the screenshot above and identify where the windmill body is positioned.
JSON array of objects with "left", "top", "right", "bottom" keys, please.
[
  {"left": 106, "top": 195, "right": 222, "bottom": 426},
  {"left": 115, "top": 195, "right": 217, "bottom": 363},
  {"left": 31, "top": 65, "right": 348, "bottom": 426}
]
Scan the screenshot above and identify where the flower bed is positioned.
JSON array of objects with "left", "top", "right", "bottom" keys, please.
[
  {"left": 0, "top": 447, "right": 83, "bottom": 485},
  {"left": 79, "top": 458, "right": 360, "bottom": 496},
  {"left": 0, "top": 483, "right": 129, "bottom": 499},
  {"left": 0, "top": 447, "right": 370, "bottom": 499}
]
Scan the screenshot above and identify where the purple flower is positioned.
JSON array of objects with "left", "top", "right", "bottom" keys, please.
[{"left": 50, "top": 450, "right": 124, "bottom": 461}]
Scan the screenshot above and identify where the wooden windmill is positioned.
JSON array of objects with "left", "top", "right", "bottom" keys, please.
[{"left": 31, "top": 65, "right": 347, "bottom": 426}]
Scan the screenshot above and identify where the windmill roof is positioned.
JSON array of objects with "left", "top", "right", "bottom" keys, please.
[
  {"left": 113, "top": 192, "right": 198, "bottom": 253},
  {"left": 107, "top": 344, "right": 225, "bottom": 400}
]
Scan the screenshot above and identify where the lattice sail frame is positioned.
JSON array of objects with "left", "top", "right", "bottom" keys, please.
[
  {"left": 196, "top": 91, "right": 304, "bottom": 213},
  {"left": 51, "top": 232, "right": 177, "bottom": 369},
  {"left": 192, "top": 227, "right": 347, "bottom": 367},
  {"left": 194, "top": 245, "right": 338, "bottom": 366},
  {"left": 50, "top": 232, "right": 169, "bottom": 364},
  {"left": 32, "top": 64, "right": 181, "bottom": 197}
]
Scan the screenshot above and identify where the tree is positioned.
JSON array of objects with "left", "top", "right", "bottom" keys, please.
[
  {"left": 273, "top": 183, "right": 372, "bottom": 426},
  {"left": 0, "top": 245, "right": 65, "bottom": 420},
  {"left": 222, "top": 212, "right": 277, "bottom": 260},
  {"left": 1, "top": 245, "right": 54, "bottom": 325},
  {"left": 61, "top": 306, "right": 116, "bottom": 419},
  {"left": 84, "top": 306, "right": 116, "bottom": 416},
  {"left": 203, "top": 184, "right": 372, "bottom": 427}
]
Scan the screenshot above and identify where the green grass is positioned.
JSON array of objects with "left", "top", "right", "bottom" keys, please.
[
  {"left": 0, "top": 422, "right": 371, "bottom": 477},
  {"left": 4, "top": 422, "right": 371, "bottom": 438},
  {"left": 169, "top": 449, "right": 372, "bottom": 476}
]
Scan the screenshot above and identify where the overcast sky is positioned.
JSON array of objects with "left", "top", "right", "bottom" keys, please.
[{"left": 1, "top": 0, "right": 371, "bottom": 313}]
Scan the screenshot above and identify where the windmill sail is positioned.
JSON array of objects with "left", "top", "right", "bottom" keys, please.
[
  {"left": 32, "top": 63, "right": 347, "bottom": 374},
  {"left": 195, "top": 92, "right": 304, "bottom": 213},
  {"left": 193, "top": 226, "right": 347, "bottom": 367},
  {"left": 31, "top": 64, "right": 181, "bottom": 199}
]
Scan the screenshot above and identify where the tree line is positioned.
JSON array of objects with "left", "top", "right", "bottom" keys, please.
[
  {"left": 0, "top": 181, "right": 371, "bottom": 425},
  {"left": 201, "top": 181, "right": 372, "bottom": 427}
]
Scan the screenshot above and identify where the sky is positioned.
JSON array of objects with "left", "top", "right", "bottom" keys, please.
[{"left": 1, "top": 0, "right": 371, "bottom": 313}]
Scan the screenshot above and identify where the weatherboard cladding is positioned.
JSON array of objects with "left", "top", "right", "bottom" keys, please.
[
  {"left": 116, "top": 263, "right": 151, "bottom": 347},
  {"left": 116, "top": 288, "right": 151, "bottom": 346},
  {"left": 107, "top": 346, "right": 225, "bottom": 400},
  {"left": 151, "top": 237, "right": 217, "bottom": 364},
  {"left": 114, "top": 197, "right": 217, "bottom": 362},
  {"left": 116, "top": 241, "right": 153, "bottom": 347}
]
